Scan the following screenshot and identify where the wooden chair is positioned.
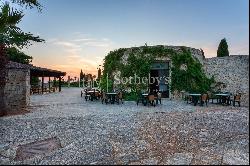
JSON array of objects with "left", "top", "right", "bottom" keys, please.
[
  {"left": 94, "top": 91, "right": 100, "bottom": 100},
  {"left": 231, "top": 94, "right": 241, "bottom": 107},
  {"left": 85, "top": 90, "right": 91, "bottom": 101},
  {"left": 31, "top": 87, "right": 39, "bottom": 94},
  {"left": 117, "top": 92, "right": 123, "bottom": 104},
  {"left": 148, "top": 94, "right": 156, "bottom": 107},
  {"left": 101, "top": 92, "right": 108, "bottom": 104},
  {"left": 186, "top": 95, "right": 193, "bottom": 104},
  {"left": 157, "top": 92, "right": 162, "bottom": 104},
  {"left": 137, "top": 92, "right": 143, "bottom": 106},
  {"left": 201, "top": 94, "right": 208, "bottom": 106},
  {"left": 154, "top": 92, "right": 161, "bottom": 105}
]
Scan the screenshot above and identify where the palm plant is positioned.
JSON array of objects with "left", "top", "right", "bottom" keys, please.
[{"left": 0, "top": 3, "right": 44, "bottom": 49}]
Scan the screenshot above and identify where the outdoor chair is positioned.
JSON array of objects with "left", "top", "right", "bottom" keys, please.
[
  {"left": 94, "top": 91, "right": 100, "bottom": 100},
  {"left": 81, "top": 90, "right": 83, "bottom": 97},
  {"left": 148, "top": 94, "right": 156, "bottom": 107},
  {"left": 50, "top": 87, "right": 55, "bottom": 93},
  {"left": 85, "top": 91, "right": 91, "bottom": 101},
  {"left": 31, "top": 86, "right": 40, "bottom": 94},
  {"left": 116, "top": 91, "right": 123, "bottom": 104},
  {"left": 231, "top": 94, "right": 241, "bottom": 107},
  {"left": 101, "top": 92, "right": 108, "bottom": 104},
  {"left": 186, "top": 95, "right": 193, "bottom": 104},
  {"left": 155, "top": 92, "right": 162, "bottom": 104},
  {"left": 201, "top": 94, "right": 208, "bottom": 106},
  {"left": 136, "top": 93, "right": 144, "bottom": 106},
  {"left": 223, "top": 92, "right": 232, "bottom": 105}
]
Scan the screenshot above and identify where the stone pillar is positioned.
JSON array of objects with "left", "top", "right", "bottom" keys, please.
[{"left": 4, "top": 68, "right": 30, "bottom": 113}]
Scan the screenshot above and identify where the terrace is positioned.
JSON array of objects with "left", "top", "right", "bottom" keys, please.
[{"left": 0, "top": 88, "right": 248, "bottom": 165}]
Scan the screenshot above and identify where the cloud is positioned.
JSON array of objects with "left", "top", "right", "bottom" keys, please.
[
  {"left": 72, "top": 38, "right": 95, "bottom": 42},
  {"left": 54, "top": 41, "right": 81, "bottom": 48},
  {"left": 72, "top": 37, "right": 113, "bottom": 48},
  {"left": 42, "top": 34, "right": 116, "bottom": 77}
]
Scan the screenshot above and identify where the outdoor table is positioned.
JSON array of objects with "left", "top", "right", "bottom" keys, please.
[
  {"left": 106, "top": 92, "right": 118, "bottom": 104},
  {"left": 141, "top": 93, "right": 149, "bottom": 106},
  {"left": 188, "top": 93, "right": 201, "bottom": 106},
  {"left": 215, "top": 93, "right": 231, "bottom": 105},
  {"left": 86, "top": 90, "right": 95, "bottom": 101}
]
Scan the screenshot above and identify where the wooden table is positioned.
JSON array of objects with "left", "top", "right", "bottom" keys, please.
[
  {"left": 141, "top": 94, "right": 149, "bottom": 106},
  {"left": 87, "top": 90, "right": 95, "bottom": 101},
  {"left": 106, "top": 93, "right": 118, "bottom": 104},
  {"left": 188, "top": 93, "right": 201, "bottom": 106},
  {"left": 215, "top": 93, "right": 231, "bottom": 105}
]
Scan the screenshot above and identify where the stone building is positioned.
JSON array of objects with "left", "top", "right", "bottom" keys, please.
[
  {"left": 203, "top": 55, "right": 249, "bottom": 106},
  {"left": 1, "top": 61, "right": 66, "bottom": 115},
  {"left": 109, "top": 45, "right": 249, "bottom": 106}
]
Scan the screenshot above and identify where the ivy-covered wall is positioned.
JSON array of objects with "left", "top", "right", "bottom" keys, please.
[{"left": 100, "top": 45, "right": 214, "bottom": 99}]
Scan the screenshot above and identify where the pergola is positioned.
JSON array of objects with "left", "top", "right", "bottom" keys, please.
[{"left": 30, "top": 65, "right": 66, "bottom": 93}]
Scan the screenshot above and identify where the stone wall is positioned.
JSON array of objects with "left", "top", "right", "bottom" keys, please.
[
  {"left": 203, "top": 55, "right": 249, "bottom": 106},
  {"left": 120, "top": 45, "right": 205, "bottom": 65},
  {"left": 162, "top": 45, "right": 205, "bottom": 64},
  {"left": 4, "top": 68, "right": 30, "bottom": 113}
]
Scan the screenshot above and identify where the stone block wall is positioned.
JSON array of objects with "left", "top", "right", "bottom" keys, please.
[
  {"left": 203, "top": 55, "right": 249, "bottom": 106},
  {"left": 4, "top": 68, "right": 30, "bottom": 113}
]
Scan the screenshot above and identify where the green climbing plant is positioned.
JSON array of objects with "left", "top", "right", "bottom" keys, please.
[
  {"left": 100, "top": 45, "right": 214, "bottom": 98},
  {"left": 170, "top": 48, "right": 214, "bottom": 93}
]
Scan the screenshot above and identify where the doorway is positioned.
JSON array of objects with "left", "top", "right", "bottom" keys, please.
[
  {"left": 150, "top": 61, "right": 170, "bottom": 98},
  {"left": 149, "top": 70, "right": 159, "bottom": 92}
]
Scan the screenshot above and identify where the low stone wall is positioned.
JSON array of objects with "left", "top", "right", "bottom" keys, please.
[
  {"left": 4, "top": 68, "right": 30, "bottom": 113},
  {"left": 204, "top": 55, "right": 249, "bottom": 106}
]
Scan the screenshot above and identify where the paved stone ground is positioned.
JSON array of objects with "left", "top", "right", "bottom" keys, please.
[{"left": 0, "top": 88, "right": 249, "bottom": 165}]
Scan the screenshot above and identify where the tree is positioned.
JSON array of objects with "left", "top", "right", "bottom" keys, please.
[
  {"left": 0, "top": 0, "right": 43, "bottom": 116},
  {"left": 97, "top": 68, "right": 101, "bottom": 80},
  {"left": 217, "top": 38, "right": 229, "bottom": 57},
  {"left": 6, "top": 47, "right": 32, "bottom": 64},
  {"left": 80, "top": 69, "right": 84, "bottom": 80},
  {"left": 0, "top": 2, "right": 44, "bottom": 48},
  {"left": 0, "top": 0, "right": 44, "bottom": 64}
]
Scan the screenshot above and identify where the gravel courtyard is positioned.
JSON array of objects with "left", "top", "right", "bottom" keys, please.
[{"left": 0, "top": 88, "right": 249, "bottom": 165}]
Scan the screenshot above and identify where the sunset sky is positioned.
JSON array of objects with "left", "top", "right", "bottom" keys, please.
[{"left": 19, "top": 0, "right": 249, "bottom": 79}]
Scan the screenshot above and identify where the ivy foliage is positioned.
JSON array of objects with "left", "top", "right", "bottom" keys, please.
[
  {"left": 100, "top": 45, "right": 214, "bottom": 95},
  {"left": 171, "top": 48, "right": 214, "bottom": 93}
]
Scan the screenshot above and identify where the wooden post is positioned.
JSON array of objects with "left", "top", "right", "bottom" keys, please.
[
  {"left": 53, "top": 77, "right": 56, "bottom": 91},
  {"left": 59, "top": 77, "right": 62, "bottom": 92},
  {"left": 42, "top": 76, "right": 44, "bottom": 94},
  {"left": 49, "top": 77, "right": 51, "bottom": 93}
]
